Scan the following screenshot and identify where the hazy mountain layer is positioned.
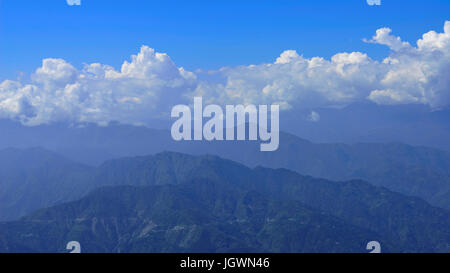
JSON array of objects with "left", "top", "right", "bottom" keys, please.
[
  {"left": 1, "top": 151, "right": 449, "bottom": 252},
  {"left": 0, "top": 118, "right": 448, "bottom": 210},
  {"left": 0, "top": 147, "right": 93, "bottom": 221}
]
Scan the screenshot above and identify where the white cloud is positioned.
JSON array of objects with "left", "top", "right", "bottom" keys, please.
[
  {"left": 67, "top": 0, "right": 81, "bottom": 6},
  {"left": 0, "top": 22, "right": 449, "bottom": 126},
  {"left": 193, "top": 21, "right": 450, "bottom": 110},
  {"left": 0, "top": 46, "right": 196, "bottom": 126},
  {"left": 275, "top": 50, "right": 301, "bottom": 64},
  {"left": 363, "top": 28, "right": 411, "bottom": 51}
]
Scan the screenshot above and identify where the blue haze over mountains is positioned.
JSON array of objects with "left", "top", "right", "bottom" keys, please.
[
  {"left": 0, "top": 103, "right": 449, "bottom": 252},
  {"left": 1, "top": 151, "right": 450, "bottom": 253}
]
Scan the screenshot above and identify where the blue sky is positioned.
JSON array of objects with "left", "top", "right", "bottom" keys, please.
[
  {"left": 0, "top": 0, "right": 449, "bottom": 127},
  {"left": 1, "top": 0, "right": 449, "bottom": 80}
]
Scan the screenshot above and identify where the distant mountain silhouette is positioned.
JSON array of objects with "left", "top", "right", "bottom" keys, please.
[
  {"left": 0, "top": 147, "right": 93, "bottom": 221},
  {"left": 280, "top": 102, "right": 450, "bottom": 152},
  {"left": 0, "top": 120, "right": 449, "bottom": 211}
]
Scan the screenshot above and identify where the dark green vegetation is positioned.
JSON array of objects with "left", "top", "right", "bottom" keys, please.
[
  {"left": 0, "top": 184, "right": 383, "bottom": 253},
  {"left": 0, "top": 151, "right": 449, "bottom": 252}
]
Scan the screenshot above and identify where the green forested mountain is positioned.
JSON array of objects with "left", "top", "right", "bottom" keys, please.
[
  {"left": 0, "top": 183, "right": 384, "bottom": 253},
  {"left": 0, "top": 151, "right": 449, "bottom": 252},
  {"left": 90, "top": 152, "right": 450, "bottom": 252}
]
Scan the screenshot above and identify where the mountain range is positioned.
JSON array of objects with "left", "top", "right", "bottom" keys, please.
[
  {"left": 0, "top": 151, "right": 449, "bottom": 252},
  {"left": 0, "top": 120, "right": 449, "bottom": 212}
]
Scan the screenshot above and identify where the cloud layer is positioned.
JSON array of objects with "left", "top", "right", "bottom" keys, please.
[{"left": 0, "top": 21, "right": 449, "bottom": 126}]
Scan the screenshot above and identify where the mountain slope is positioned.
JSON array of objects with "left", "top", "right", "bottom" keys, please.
[
  {"left": 89, "top": 152, "right": 450, "bottom": 252},
  {"left": 174, "top": 135, "right": 450, "bottom": 209},
  {"left": 0, "top": 147, "right": 93, "bottom": 221},
  {"left": 1, "top": 150, "right": 449, "bottom": 252},
  {"left": 0, "top": 183, "right": 385, "bottom": 253}
]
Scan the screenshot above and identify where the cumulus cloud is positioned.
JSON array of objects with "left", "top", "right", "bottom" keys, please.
[
  {"left": 67, "top": 0, "right": 81, "bottom": 6},
  {"left": 367, "top": 22, "right": 450, "bottom": 107},
  {"left": 363, "top": 28, "right": 411, "bottom": 51},
  {"left": 194, "top": 21, "right": 450, "bottom": 110},
  {"left": 0, "top": 46, "right": 196, "bottom": 125},
  {"left": 0, "top": 22, "right": 449, "bottom": 126}
]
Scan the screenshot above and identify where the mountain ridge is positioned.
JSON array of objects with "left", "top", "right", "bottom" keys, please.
[{"left": 1, "top": 150, "right": 449, "bottom": 252}]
